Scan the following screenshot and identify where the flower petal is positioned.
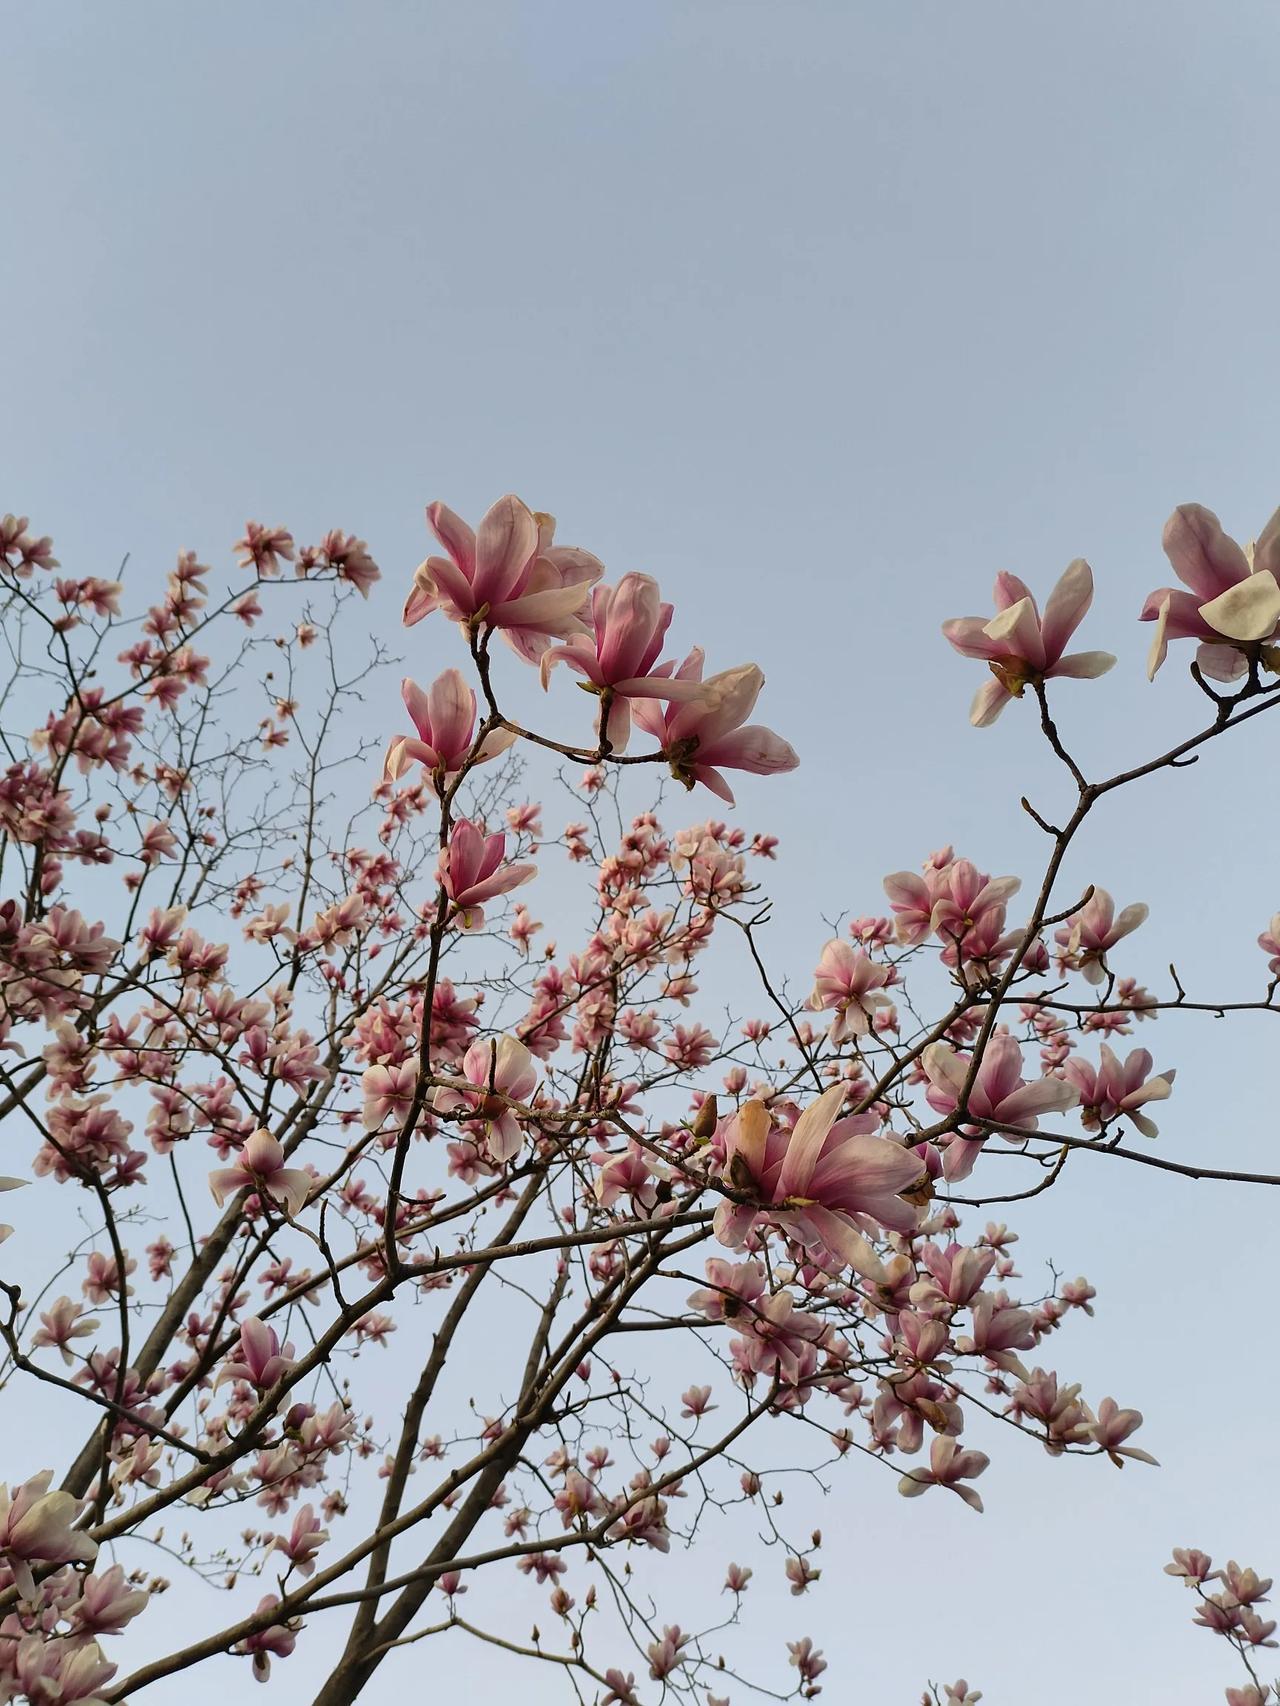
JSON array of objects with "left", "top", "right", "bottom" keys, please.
[
  {"left": 983, "top": 596, "right": 1046, "bottom": 669},
  {"left": 1040, "top": 558, "right": 1094, "bottom": 663},
  {"left": 969, "top": 677, "right": 1011, "bottom": 727},
  {"left": 1162, "top": 503, "right": 1249, "bottom": 600},
  {"left": 1050, "top": 650, "right": 1116, "bottom": 679},
  {"left": 776, "top": 1085, "right": 845, "bottom": 1199},
  {"left": 1199, "top": 570, "right": 1280, "bottom": 643},
  {"left": 474, "top": 495, "right": 539, "bottom": 607}
]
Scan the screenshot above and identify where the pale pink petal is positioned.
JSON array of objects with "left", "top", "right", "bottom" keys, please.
[
  {"left": 776, "top": 1085, "right": 845, "bottom": 1199},
  {"left": 464, "top": 862, "right": 537, "bottom": 906},
  {"left": 1199, "top": 570, "right": 1280, "bottom": 643},
  {"left": 383, "top": 736, "right": 438, "bottom": 781},
  {"left": 941, "top": 617, "right": 1003, "bottom": 661},
  {"left": 666, "top": 665, "right": 763, "bottom": 747},
  {"left": 601, "top": 694, "right": 632, "bottom": 752},
  {"left": 491, "top": 579, "right": 594, "bottom": 631},
  {"left": 1039, "top": 558, "right": 1093, "bottom": 662},
  {"left": 1162, "top": 503, "right": 1249, "bottom": 599},
  {"left": 272, "top": 1169, "right": 313, "bottom": 1219},
  {"left": 403, "top": 566, "right": 439, "bottom": 627},
  {"left": 401, "top": 678, "right": 435, "bottom": 741},
  {"left": 476, "top": 727, "right": 519, "bottom": 763},
  {"left": 787, "top": 1205, "right": 889, "bottom": 1283},
  {"left": 996, "top": 1077, "right": 1079, "bottom": 1124},
  {"left": 1196, "top": 641, "right": 1250, "bottom": 682},
  {"left": 1144, "top": 592, "right": 1172, "bottom": 681},
  {"left": 700, "top": 724, "right": 799, "bottom": 778},
  {"left": 1112, "top": 902, "right": 1149, "bottom": 939},
  {"left": 689, "top": 764, "right": 737, "bottom": 804},
  {"left": 427, "top": 669, "right": 477, "bottom": 757},
  {"left": 922, "top": 1042, "right": 968, "bottom": 1100},
  {"left": 424, "top": 554, "right": 480, "bottom": 619},
  {"left": 610, "top": 675, "right": 708, "bottom": 701},
  {"left": 992, "top": 571, "right": 1036, "bottom": 610},
  {"left": 969, "top": 677, "right": 1012, "bottom": 727},
  {"left": 1049, "top": 650, "right": 1116, "bottom": 679},
  {"left": 810, "top": 1132, "right": 925, "bottom": 1201},
  {"left": 473, "top": 495, "right": 539, "bottom": 607},
  {"left": 539, "top": 636, "right": 596, "bottom": 689},
  {"left": 208, "top": 1165, "right": 249, "bottom": 1206},
  {"left": 982, "top": 596, "right": 1046, "bottom": 669},
  {"left": 426, "top": 501, "right": 477, "bottom": 575}
]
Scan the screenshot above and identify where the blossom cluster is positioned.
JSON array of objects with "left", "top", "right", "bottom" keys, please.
[{"left": 0, "top": 493, "right": 1273, "bottom": 1705}]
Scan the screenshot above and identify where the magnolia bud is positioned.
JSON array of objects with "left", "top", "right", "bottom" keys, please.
[{"left": 690, "top": 1094, "right": 719, "bottom": 1141}]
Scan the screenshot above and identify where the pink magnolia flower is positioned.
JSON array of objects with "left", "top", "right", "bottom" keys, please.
[
  {"left": 1164, "top": 1547, "right": 1216, "bottom": 1586},
  {"left": 540, "top": 573, "right": 704, "bottom": 751},
  {"left": 911, "top": 1242, "right": 997, "bottom": 1309},
  {"left": 272, "top": 1503, "right": 328, "bottom": 1577},
  {"left": 632, "top": 652, "right": 799, "bottom": 804},
  {"left": 554, "top": 1468, "right": 607, "bottom": 1528},
  {"left": 361, "top": 1058, "right": 419, "bottom": 1133},
  {"left": 1224, "top": 1560, "right": 1274, "bottom": 1605},
  {"left": 1054, "top": 887, "right": 1148, "bottom": 984},
  {"left": 687, "top": 1257, "right": 767, "bottom": 1322},
  {"left": 383, "top": 669, "right": 515, "bottom": 786},
  {"left": 942, "top": 559, "right": 1115, "bottom": 726},
  {"left": 922, "top": 1034, "right": 1079, "bottom": 1181},
  {"left": 235, "top": 522, "right": 295, "bottom": 578},
  {"left": 243, "top": 902, "right": 292, "bottom": 945},
  {"left": 954, "top": 1292, "right": 1038, "bottom": 1363},
  {"left": 926, "top": 860, "right": 1022, "bottom": 959},
  {"left": 730, "top": 1288, "right": 829, "bottom": 1388},
  {"left": 404, "top": 496, "right": 602, "bottom": 659},
  {"left": 809, "top": 940, "right": 894, "bottom": 1041},
  {"left": 1060, "top": 1044, "right": 1175, "bottom": 1138},
  {"left": 31, "top": 1296, "right": 100, "bottom": 1366},
  {"left": 602, "top": 1669, "right": 641, "bottom": 1706},
  {"left": 71, "top": 1563, "right": 150, "bottom": 1636},
  {"left": 81, "top": 1251, "right": 135, "bottom": 1304},
  {"left": 594, "top": 1142, "right": 664, "bottom": 1214},
  {"left": 432, "top": 1034, "right": 538, "bottom": 1162},
  {"left": 437, "top": 819, "right": 535, "bottom": 931},
  {"left": 680, "top": 1383, "right": 716, "bottom": 1419},
  {"left": 12, "top": 1636, "right": 116, "bottom": 1705},
  {"left": 300, "top": 528, "right": 380, "bottom": 596},
  {"left": 785, "top": 1554, "right": 820, "bottom": 1594},
  {"left": 788, "top": 1639, "right": 828, "bottom": 1687},
  {"left": 882, "top": 849, "right": 1021, "bottom": 962},
  {"left": 713, "top": 1088, "right": 924, "bottom": 1277},
  {"left": 0, "top": 1470, "right": 97, "bottom": 1599},
  {"left": 883, "top": 862, "right": 953, "bottom": 946},
  {"left": 897, "top": 1435, "right": 990, "bottom": 1512},
  {"left": 1083, "top": 1396, "right": 1157, "bottom": 1467},
  {"left": 1258, "top": 912, "right": 1280, "bottom": 975},
  {"left": 208, "top": 1129, "right": 312, "bottom": 1219},
  {"left": 1141, "top": 502, "right": 1280, "bottom": 681},
  {"left": 1007, "top": 1367, "right": 1088, "bottom": 1448},
  {"left": 646, "top": 1625, "right": 691, "bottom": 1681},
  {"left": 234, "top": 1595, "right": 300, "bottom": 1683},
  {"left": 219, "top": 1318, "right": 295, "bottom": 1390}
]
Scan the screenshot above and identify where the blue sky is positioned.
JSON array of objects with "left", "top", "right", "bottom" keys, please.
[{"left": 4, "top": 3, "right": 1280, "bottom": 1700}]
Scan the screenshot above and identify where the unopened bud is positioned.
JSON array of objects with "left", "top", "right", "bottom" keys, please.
[{"left": 691, "top": 1094, "right": 719, "bottom": 1141}]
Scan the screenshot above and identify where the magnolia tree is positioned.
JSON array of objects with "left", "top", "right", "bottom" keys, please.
[{"left": 0, "top": 495, "right": 1278, "bottom": 1706}]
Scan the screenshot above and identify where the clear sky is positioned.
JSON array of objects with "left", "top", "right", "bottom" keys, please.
[{"left": 4, "top": 3, "right": 1280, "bottom": 1700}]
